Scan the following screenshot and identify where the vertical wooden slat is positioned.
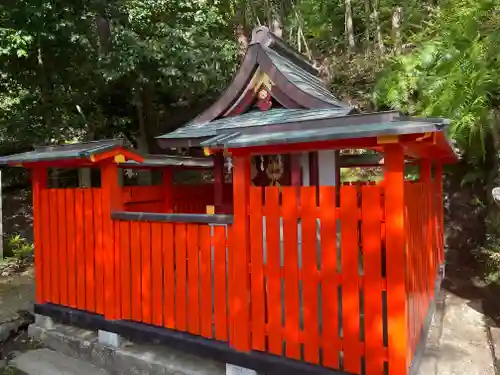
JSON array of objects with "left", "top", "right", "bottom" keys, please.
[
  {"left": 32, "top": 168, "right": 47, "bottom": 303},
  {"left": 40, "top": 189, "right": 51, "bottom": 303},
  {"left": 163, "top": 169, "right": 174, "bottom": 213},
  {"left": 49, "top": 190, "right": 60, "bottom": 304},
  {"left": 175, "top": 223, "right": 188, "bottom": 331},
  {"left": 74, "top": 189, "right": 85, "bottom": 310},
  {"left": 131, "top": 222, "right": 142, "bottom": 322},
  {"left": 65, "top": 189, "right": 77, "bottom": 308},
  {"left": 340, "top": 185, "right": 361, "bottom": 374},
  {"left": 199, "top": 225, "right": 212, "bottom": 338},
  {"left": 57, "top": 189, "right": 68, "bottom": 306},
  {"left": 230, "top": 156, "right": 251, "bottom": 350},
  {"left": 265, "top": 186, "right": 282, "bottom": 355},
  {"left": 120, "top": 221, "right": 131, "bottom": 320},
  {"left": 249, "top": 187, "right": 265, "bottom": 351},
  {"left": 83, "top": 189, "right": 95, "bottom": 312},
  {"left": 141, "top": 222, "right": 152, "bottom": 324},
  {"left": 214, "top": 225, "right": 228, "bottom": 340},
  {"left": 419, "top": 160, "right": 434, "bottom": 304},
  {"left": 114, "top": 219, "right": 122, "bottom": 318},
  {"left": 319, "top": 186, "right": 339, "bottom": 368},
  {"left": 163, "top": 223, "right": 175, "bottom": 328},
  {"left": 301, "top": 186, "right": 320, "bottom": 364},
  {"left": 227, "top": 226, "right": 235, "bottom": 342},
  {"left": 152, "top": 223, "right": 163, "bottom": 326},
  {"left": 362, "top": 186, "right": 384, "bottom": 375},
  {"left": 94, "top": 189, "right": 104, "bottom": 315},
  {"left": 282, "top": 187, "right": 300, "bottom": 359},
  {"left": 435, "top": 164, "right": 444, "bottom": 267},
  {"left": 384, "top": 144, "right": 408, "bottom": 375},
  {"left": 101, "top": 163, "right": 121, "bottom": 320},
  {"left": 214, "top": 153, "right": 225, "bottom": 211},
  {"left": 406, "top": 184, "right": 417, "bottom": 358},
  {"left": 187, "top": 224, "right": 200, "bottom": 334}
]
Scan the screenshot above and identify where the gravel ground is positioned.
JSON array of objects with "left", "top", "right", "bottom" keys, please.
[{"left": 0, "top": 264, "right": 38, "bottom": 375}]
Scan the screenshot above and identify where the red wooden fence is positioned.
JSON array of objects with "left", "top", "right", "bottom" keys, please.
[
  {"left": 123, "top": 184, "right": 233, "bottom": 214},
  {"left": 246, "top": 185, "right": 386, "bottom": 374},
  {"left": 34, "top": 182, "right": 441, "bottom": 375},
  {"left": 38, "top": 188, "right": 106, "bottom": 314},
  {"left": 122, "top": 186, "right": 165, "bottom": 212},
  {"left": 405, "top": 182, "right": 439, "bottom": 362},
  {"left": 112, "top": 219, "right": 232, "bottom": 341}
]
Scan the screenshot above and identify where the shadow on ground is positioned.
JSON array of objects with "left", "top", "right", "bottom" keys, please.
[{"left": 441, "top": 248, "right": 500, "bottom": 330}]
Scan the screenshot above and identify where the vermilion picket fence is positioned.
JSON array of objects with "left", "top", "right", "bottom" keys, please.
[
  {"left": 405, "top": 182, "right": 439, "bottom": 362},
  {"left": 246, "top": 185, "right": 386, "bottom": 373},
  {"left": 35, "top": 182, "right": 440, "bottom": 375},
  {"left": 123, "top": 184, "right": 232, "bottom": 213},
  {"left": 112, "top": 219, "right": 232, "bottom": 340},
  {"left": 38, "top": 188, "right": 106, "bottom": 314}
]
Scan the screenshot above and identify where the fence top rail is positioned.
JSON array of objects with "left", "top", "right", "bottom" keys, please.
[{"left": 111, "top": 211, "right": 234, "bottom": 225}]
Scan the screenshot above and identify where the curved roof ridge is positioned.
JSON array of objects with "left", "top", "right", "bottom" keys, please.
[
  {"left": 250, "top": 26, "right": 319, "bottom": 76},
  {"left": 260, "top": 46, "right": 347, "bottom": 108}
]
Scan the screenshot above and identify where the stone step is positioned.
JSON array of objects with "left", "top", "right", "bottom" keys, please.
[{"left": 11, "top": 348, "right": 109, "bottom": 375}]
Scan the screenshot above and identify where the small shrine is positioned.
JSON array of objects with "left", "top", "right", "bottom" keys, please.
[{"left": 0, "top": 26, "right": 456, "bottom": 375}]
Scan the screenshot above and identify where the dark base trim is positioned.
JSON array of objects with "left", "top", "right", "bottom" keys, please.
[
  {"left": 408, "top": 268, "right": 445, "bottom": 375},
  {"left": 34, "top": 303, "right": 352, "bottom": 375}
]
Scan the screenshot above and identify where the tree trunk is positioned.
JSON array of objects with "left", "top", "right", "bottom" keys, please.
[
  {"left": 234, "top": 6, "right": 248, "bottom": 59},
  {"left": 392, "top": 7, "right": 402, "bottom": 55},
  {"left": 364, "top": 0, "right": 372, "bottom": 53},
  {"left": 345, "top": 0, "right": 356, "bottom": 51},
  {"left": 135, "top": 85, "right": 154, "bottom": 185},
  {"left": 37, "top": 34, "right": 52, "bottom": 131},
  {"left": 373, "top": 0, "right": 384, "bottom": 54},
  {"left": 95, "top": 15, "right": 112, "bottom": 56}
]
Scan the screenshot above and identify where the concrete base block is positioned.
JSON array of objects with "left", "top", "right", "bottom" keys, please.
[
  {"left": 226, "top": 363, "right": 258, "bottom": 375},
  {"left": 35, "top": 314, "right": 54, "bottom": 330},
  {"left": 29, "top": 320, "right": 225, "bottom": 375},
  {"left": 98, "top": 330, "right": 121, "bottom": 348}
]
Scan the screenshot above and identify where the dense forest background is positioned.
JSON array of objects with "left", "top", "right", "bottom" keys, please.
[{"left": 1, "top": 0, "right": 500, "bottom": 278}]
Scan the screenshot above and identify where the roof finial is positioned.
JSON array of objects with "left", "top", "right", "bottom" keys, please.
[{"left": 251, "top": 26, "right": 272, "bottom": 47}]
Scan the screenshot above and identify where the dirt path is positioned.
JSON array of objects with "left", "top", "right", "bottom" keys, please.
[
  {"left": 0, "top": 267, "right": 35, "bottom": 323},
  {"left": 0, "top": 266, "right": 37, "bottom": 375}
]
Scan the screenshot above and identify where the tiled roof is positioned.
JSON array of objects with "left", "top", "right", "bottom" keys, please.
[
  {"left": 0, "top": 139, "right": 133, "bottom": 165},
  {"left": 158, "top": 108, "right": 352, "bottom": 141},
  {"left": 263, "top": 47, "right": 345, "bottom": 108}
]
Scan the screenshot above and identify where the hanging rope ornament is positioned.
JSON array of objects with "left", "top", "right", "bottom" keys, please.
[
  {"left": 260, "top": 155, "right": 265, "bottom": 171},
  {"left": 226, "top": 156, "right": 233, "bottom": 174},
  {"left": 266, "top": 154, "right": 284, "bottom": 187}
]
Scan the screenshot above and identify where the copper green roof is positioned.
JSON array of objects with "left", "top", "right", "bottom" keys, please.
[
  {"left": 157, "top": 26, "right": 351, "bottom": 146},
  {"left": 119, "top": 154, "right": 213, "bottom": 169},
  {"left": 198, "top": 111, "right": 451, "bottom": 148},
  {"left": 157, "top": 108, "right": 351, "bottom": 147},
  {"left": 0, "top": 139, "right": 138, "bottom": 165},
  {"left": 263, "top": 47, "right": 342, "bottom": 107}
]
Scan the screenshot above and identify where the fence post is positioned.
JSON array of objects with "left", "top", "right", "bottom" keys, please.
[
  {"left": 419, "top": 159, "right": 435, "bottom": 300},
  {"left": 162, "top": 167, "right": 173, "bottom": 213},
  {"left": 434, "top": 163, "right": 444, "bottom": 269},
  {"left": 101, "top": 161, "right": 122, "bottom": 320},
  {"left": 229, "top": 154, "right": 251, "bottom": 351},
  {"left": 214, "top": 152, "right": 225, "bottom": 213},
  {"left": 32, "top": 168, "right": 48, "bottom": 303},
  {"left": 383, "top": 143, "right": 408, "bottom": 375}
]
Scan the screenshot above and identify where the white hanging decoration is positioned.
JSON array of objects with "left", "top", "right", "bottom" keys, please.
[
  {"left": 260, "top": 155, "right": 264, "bottom": 171},
  {"left": 125, "top": 169, "right": 134, "bottom": 178},
  {"left": 226, "top": 156, "right": 233, "bottom": 173}
]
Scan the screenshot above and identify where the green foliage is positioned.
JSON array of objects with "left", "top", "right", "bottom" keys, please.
[
  {"left": 4, "top": 234, "right": 33, "bottom": 259},
  {"left": 373, "top": 0, "right": 500, "bottom": 161}
]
